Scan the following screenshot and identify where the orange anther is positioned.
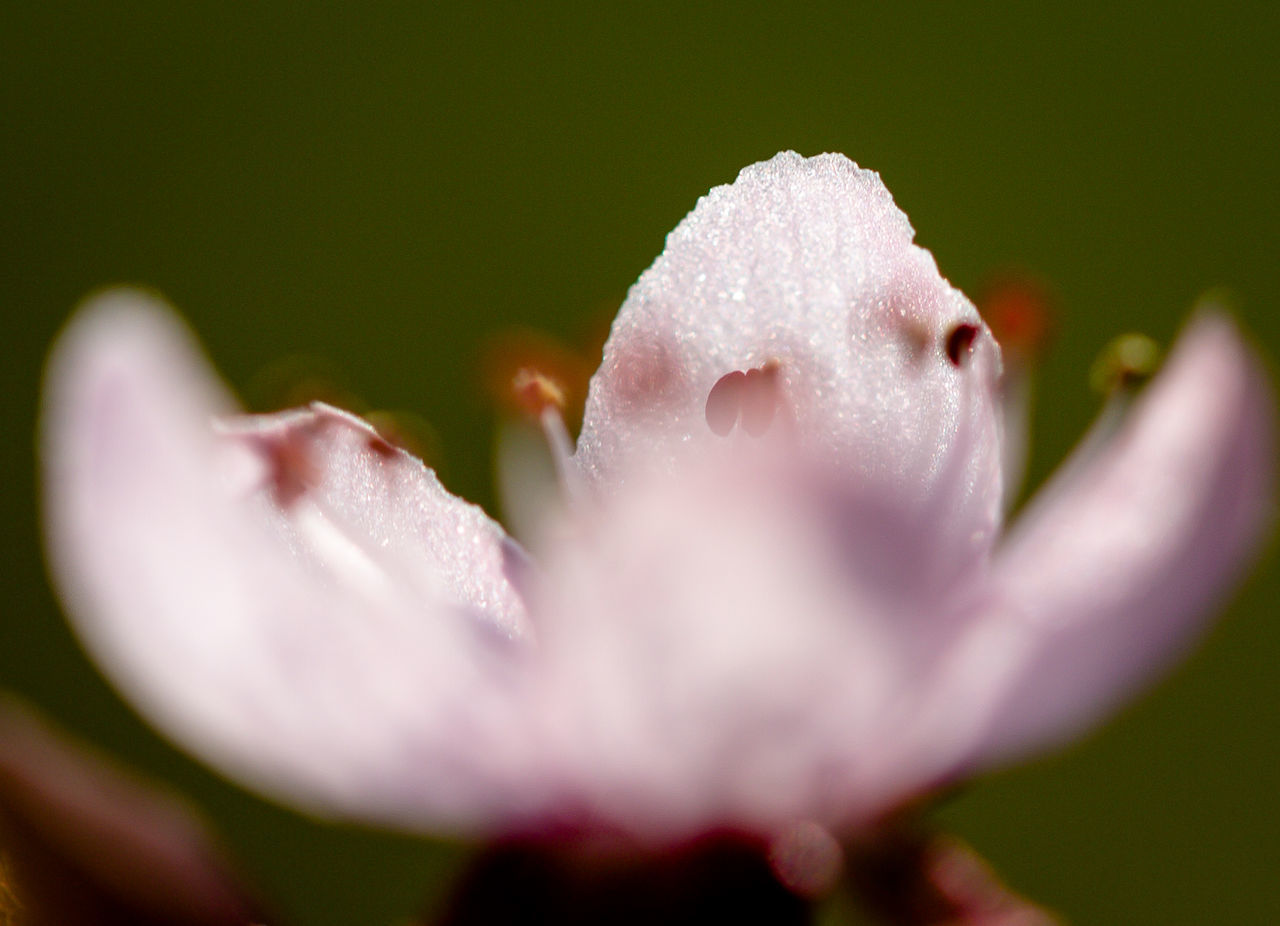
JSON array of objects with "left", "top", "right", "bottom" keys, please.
[
  {"left": 979, "top": 274, "right": 1054, "bottom": 362},
  {"left": 512, "top": 367, "right": 567, "bottom": 420},
  {"left": 482, "top": 327, "right": 592, "bottom": 427}
]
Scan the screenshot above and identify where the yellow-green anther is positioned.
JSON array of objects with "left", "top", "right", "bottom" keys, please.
[{"left": 1090, "top": 333, "right": 1161, "bottom": 396}]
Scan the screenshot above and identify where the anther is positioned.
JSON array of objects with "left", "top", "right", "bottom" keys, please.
[
  {"left": 979, "top": 275, "right": 1052, "bottom": 363},
  {"left": 1089, "top": 333, "right": 1161, "bottom": 396},
  {"left": 511, "top": 367, "right": 567, "bottom": 420},
  {"left": 945, "top": 323, "right": 980, "bottom": 367},
  {"left": 508, "top": 367, "right": 583, "bottom": 505}
]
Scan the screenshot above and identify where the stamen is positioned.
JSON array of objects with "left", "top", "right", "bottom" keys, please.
[
  {"left": 979, "top": 274, "right": 1053, "bottom": 363},
  {"left": 1089, "top": 333, "right": 1161, "bottom": 395},
  {"left": 512, "top": 367, "right": 567, "bottom": 420},
  {"left": 505, "top": 366, "right": 586, "bottom": 502},
  {"left": 482, "top": 327, "right": 591, "bottom": 427},
  {"left": 945, "top": 324, "right": 980, "bottom": 367},
  {"left": 538, "top": 403, "right": 584, "bottom": 503}
]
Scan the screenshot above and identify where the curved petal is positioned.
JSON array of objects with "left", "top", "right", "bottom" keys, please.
[
  {"left": 41, "top": 290, "right": 548, "bottom": 833},
  {"left": 960, "top": 313, "right": 1274, "bottom": 765},
  {"left": 575, "top": 152, "right": 1005, "bottom": 594}
]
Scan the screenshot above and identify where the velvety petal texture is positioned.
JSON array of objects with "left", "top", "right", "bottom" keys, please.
[
  {"left": 576, "top": 152, "right": 1005, "bottom": 598},
  {"left": 42, "top": 292, "right": 547, "bottom": 832},
  {"left": 38, "top": 153, "right": 1274, "bottom": 849}
]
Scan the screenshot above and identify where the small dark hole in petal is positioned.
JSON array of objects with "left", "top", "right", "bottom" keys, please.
[
  {"left": 945, "top": 324, "right": 980, "bottom": 367},
  {"left": 705, "top": 370, "right": 746, "bottom": 436}
]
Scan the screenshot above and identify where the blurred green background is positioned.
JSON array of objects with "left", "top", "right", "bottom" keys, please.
[{"left": 2, "top": 2, "right": 1277, "bottom": 923}]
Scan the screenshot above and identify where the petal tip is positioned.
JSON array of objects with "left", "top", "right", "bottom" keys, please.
[
  {"left": 42, "top": 288, "right": 220, "bottom": 428},
  {"left": 56, "top": 286, "right": 184, "bottom": 349}
]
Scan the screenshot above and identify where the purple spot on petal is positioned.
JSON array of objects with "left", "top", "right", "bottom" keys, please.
[
  {"left": 608, "top": 335, "right": 685, "bottom": 413},
  {"left": 365, "top": 433, "right": 398, "bottom": 459},
  {"left": 262, "top": 431, "right": 320, "bottom": 508}
]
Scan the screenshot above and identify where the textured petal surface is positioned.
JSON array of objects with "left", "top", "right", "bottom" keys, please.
[
  {"left": 576, "top": 152, "right": 1005, "bottom": 595},
  {"left": 957, "top": 314, "right": 1274, "bottom": 764},
  {"left": 41, "top": 291, "right": 546, "bottom": 832}
]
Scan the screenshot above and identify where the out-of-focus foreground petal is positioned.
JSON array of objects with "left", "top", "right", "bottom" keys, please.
[
  {"left": 962, "top": 313, "right": 1274, "bottom": 764},
  {"left": 531, "top": 456, "right": 929, "bottom": 843},
  {"left": 40, "top": 291, "right": 547, "bottom": 833},
  {"left": 0, "top": 697, "right": 263, "bottom": 925}
]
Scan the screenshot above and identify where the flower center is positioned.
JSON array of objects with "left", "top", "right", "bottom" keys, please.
[{"left": 705, "top": 360, "right": 781, "bottom": 437}]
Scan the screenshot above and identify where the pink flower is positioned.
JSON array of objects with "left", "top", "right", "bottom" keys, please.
[{"left": 40, "top": 153, "right": 1273, "bottom": 851}]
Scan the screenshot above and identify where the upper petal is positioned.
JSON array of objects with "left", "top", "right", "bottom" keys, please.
[
  {"left": 575, "top": 152, "right": 1005, "bottom": 594},
  {"left": 956, "top": 313, "right": 1274, "bottom": 765},
  {"left": 41, "top": 291, "right": 548, "bottom": 833}
]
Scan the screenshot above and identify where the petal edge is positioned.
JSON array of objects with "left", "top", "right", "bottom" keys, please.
[
  {"left": 964, "top": 312, "right": 1274, "bottom": 765},
  {"left": 41, "top": 291, "right": 549, "bottom": 833}
]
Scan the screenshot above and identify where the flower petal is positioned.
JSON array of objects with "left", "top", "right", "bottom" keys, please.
[
  {"left": 961, "top": 313, "right": 1274, "bottom": 764},
  {"left": 531, "top": 455, "right": 933, "bottom": 842},
  {"left": 41, "top": 291, "right": 547, "bottom": 832},
  {"left": 576, "top": 152, "right": 1005, "bottom": 594}
]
